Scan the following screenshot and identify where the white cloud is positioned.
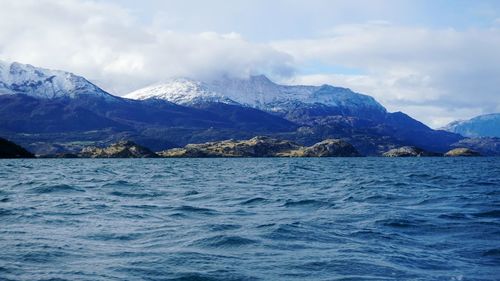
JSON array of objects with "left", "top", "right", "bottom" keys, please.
[
  {"left": 274, "top": 23, "right": 500, "bottom": 127},
  {"left": 0, "top": 0, "right": 294, "bottom": 95},
  {"left": 0, "top": 0, "right": 499, "bottom": 128},
  {"left": 285, "top": 74, "right": 486, "bottom": 128}
]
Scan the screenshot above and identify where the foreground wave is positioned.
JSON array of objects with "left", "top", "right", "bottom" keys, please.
[{"left": 0, "top": 158, "right": 499, "bottom": 280}]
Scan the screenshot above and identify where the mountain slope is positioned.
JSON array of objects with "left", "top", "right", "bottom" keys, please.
[
  {"left": 125, "top": 75, "right": 462, "bottom": 154},
  {"left": 0, "top": 137, "right": 34, "bottom": 158},
  {"left": 442, "top": 113, "right": 500, "bottom": 137},
  {"left": 0, "top": 61, "right": 471, "bottom": 155},
  {"left": 125, "top": 75, "right": 387, "bottom": 119},
  {"left": 0, "top": 60, "right": 115, "bottom": 100},
  {"left": 126, "top": 78, "right": 237, "bottom": 105},
  {"left": 0, "top": 62, "right": 298, "bottom": 154}
]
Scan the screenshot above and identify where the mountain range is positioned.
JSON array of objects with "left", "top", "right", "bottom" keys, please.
[
  {"left": 442, "top": 113, "right": 500, "bottom": 138},
  {"left": 0, "top": 60, "right": 497, "bottom": 155}
]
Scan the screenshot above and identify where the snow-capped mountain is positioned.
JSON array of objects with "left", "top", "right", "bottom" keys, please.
[
  {"left": 125, "top": 75, "right": 387, "bottom": 114},
  {"left": 442, "top": 113, "right": 500, "bottom": 137},
  {"left": 0, "top": 60, "right": 114, "bottom": 100},
  {"left": 0, "top": 60, "right": 474, "bottom": 155},
  {"left": 126, "top": 78, "right": 237, "bottom": 105}
]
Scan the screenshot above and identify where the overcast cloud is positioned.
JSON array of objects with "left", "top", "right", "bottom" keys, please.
[{"left": 0, "top": 0, "right": 499, "bottom": 127}]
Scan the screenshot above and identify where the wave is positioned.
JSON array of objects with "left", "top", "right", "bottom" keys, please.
[
  {"left": 1, "top": 158, "right": 499, "bottom": 280},
  {"left": 282, "top": 199, "right": 331, "bottom": 208},
  {"left": 241, "top": 197, "right": 267, "bottom": 205},
  {"left": 173, "top": 205, "right": 218, "bottom": 216},
  {"left": 190, "top": 235, "right": 258, "bottom": 248},
  {"left": 29, "top": 184, "right": 85, "bottom": 194},
  {"left": 473, "top": 210, "right": 500, "bottom": 218}
]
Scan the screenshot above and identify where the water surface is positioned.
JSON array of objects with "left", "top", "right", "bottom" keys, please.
[{"left": 1, "top": 158, "right": 499, "bottom": 280}]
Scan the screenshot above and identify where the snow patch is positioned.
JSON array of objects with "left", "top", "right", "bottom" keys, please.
[
  {"left": 0, "top": 60, "right": 114, "bottom": 100},
  {"left": 125, "top": 75, "right": 387, "bottom": 113}
]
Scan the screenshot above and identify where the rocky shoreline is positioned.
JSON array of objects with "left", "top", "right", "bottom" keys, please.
[
  {"left": 0, "top": 136, "right": 486, "bottom": 158},
  {"left": 158, "top": 137, "right": 361, "bottom": 158}
]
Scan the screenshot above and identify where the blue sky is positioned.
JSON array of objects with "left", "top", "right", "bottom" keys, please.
[
  {"left": 0, "top": 0, "right": 499, "bottom": 127},
  {"left": 108, "top": 0, "right": 500, "bottom": 37}
]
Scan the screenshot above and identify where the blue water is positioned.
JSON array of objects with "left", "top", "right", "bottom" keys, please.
[{"left": 1, "top": 158, "right": 499, "bottom": 281}]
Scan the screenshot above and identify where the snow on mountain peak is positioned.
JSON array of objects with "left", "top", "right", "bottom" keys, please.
[
  {"left": 0, "top": 60, "right": 114, "bottom": 100},
  {"left": 0, "top": 60, "right": 386, "bottom": 115},
  {"left": 125, "top": 75, "right": 387, "bottom": 114},
  {"left": 125, "top": 78, "right": 237, "bottom": 105},
  {"left": 442, "top": 113, "right": 500, "bottom": 137}
]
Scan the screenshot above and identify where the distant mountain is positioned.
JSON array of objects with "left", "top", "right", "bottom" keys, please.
[
  {"left": 450, "top": 137, "right": 500, "bottom": 156},
  {"left": 126, "top": 78, "right": 237, "bottom": 105},
  {"left": 0, "top": 61, "right": 297, "bottom": 154},
  {"left": 442, "top": 113, "right": 500, "bottom": 137},
  {"left": 1, "top": 60, "right": 482, "bottom": 155},
  {"left": 0, "top": 61, "right": 115, "bottom": 100},
  {"left": 125, "top": 75, "right": 387, "bottom": 120},
  {"left": 126, "top": 75, "right": 463, "bottom": 154}
]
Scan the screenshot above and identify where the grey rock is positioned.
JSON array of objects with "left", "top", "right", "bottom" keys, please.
[
  {"left": 80, "top": 141, "right": 158, "bottom": 158},
  {"left": 444, "top": 148, "right": 481, "bottom": 157},
  {"left": 159, "top": 136, "right": 360, "bottom": 158},
  {"left": 383, "top": 146, "right": 439, "bottom": 157}
]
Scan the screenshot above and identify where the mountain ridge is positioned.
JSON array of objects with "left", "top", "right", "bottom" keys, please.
[
  {"left": 125, "top": 75, "right": 387, "bottom": 116},
  {"left": 0, "top": 60, "right": 116, "bottom": 101},
  {"left": 442, "top": 113, "right": 500, "bottom": 137},
  {"left": 3, "top": 60, "right": 495, "bottom": 155}
]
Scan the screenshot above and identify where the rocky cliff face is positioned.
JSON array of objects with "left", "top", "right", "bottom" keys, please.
[
  {"left": 0, "top": 137, "right": 34, "bottom": 158},
  {"left": 444, "top": 148, "right": 481, "bottom": 157},
  {"left": 159, "top": 136, "right": 360, "bottom": 157},
  {"left": 80, "top": 141, "right": 158, "bottom": 158},
  {"left": 382, "top": 146, "right": 440, "bottom": 157}
]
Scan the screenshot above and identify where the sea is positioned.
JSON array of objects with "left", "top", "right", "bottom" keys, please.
[{"left": 0, "top": 158, "right": 499, "bottom": 281}]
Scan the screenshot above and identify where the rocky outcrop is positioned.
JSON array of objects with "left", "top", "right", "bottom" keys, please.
[
  {"left": 159, "top": 136, "right": 360, "bottom": 157},
  {"left": 382, "top": 146, "right": 439, "bottom": 157},
  {"left": 279, "top": 139, "right": 360, "bottom": 157},
  {"left": 80, "top": 141, "right": 158, "bottom": 158},
  {"left": 0, "top": 137, "right": 35, "bottom": 158},
  {"left": 450, "top": 137, "right": 500, "bottom": 156},
  {"left": 444, "top": 148, "right": 481, "bottom": 157},
  {"left": 159, "top": 137, "right": 300, "bottom": 157}
]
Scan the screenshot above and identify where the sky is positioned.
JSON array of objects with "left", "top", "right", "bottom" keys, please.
[{"left": 0, "top": 0, "right": 499, "bottom": 127}]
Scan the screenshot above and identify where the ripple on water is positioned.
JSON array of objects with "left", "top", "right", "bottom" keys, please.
[
  {"left": 377, "top": 218, "right": 430, "bottom": 229},
  {"left": 206, "top": 224, "right": 242, "bottom": 232},
  {"left": 241, "top": 197, "right": 267, "bottom": 205},
  {"left": 0, "top": 158, "right": 499, "bottom": 281},
  {"left": 473, "top": 210, "right": 500, "bottom": 218},
  {"left": 174, "top": 205, "right": 218, "bottom": 215},
  {"left": 84, "top": 231, "right": 143, "bottom": 242},
  {"left": 100, "top": 180, "right": 138, "bottom": 189},
  {"left": 282, "top": 199, "right": 332, "bottom": 209},
  {"left": 108, "top": 190, "right": 163, "bottom": 198},
  {"left": 190, "top": 235, "right": 258, "bottom": 249},
  {"left": 0, "top": 208, "right": 15, "bottom": 217},
  {"left": 29, "top": 184, "right": 85, "bottom": 194},
  {"left": 482, "top": 248, "right": 500, "bottom": 257}
]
